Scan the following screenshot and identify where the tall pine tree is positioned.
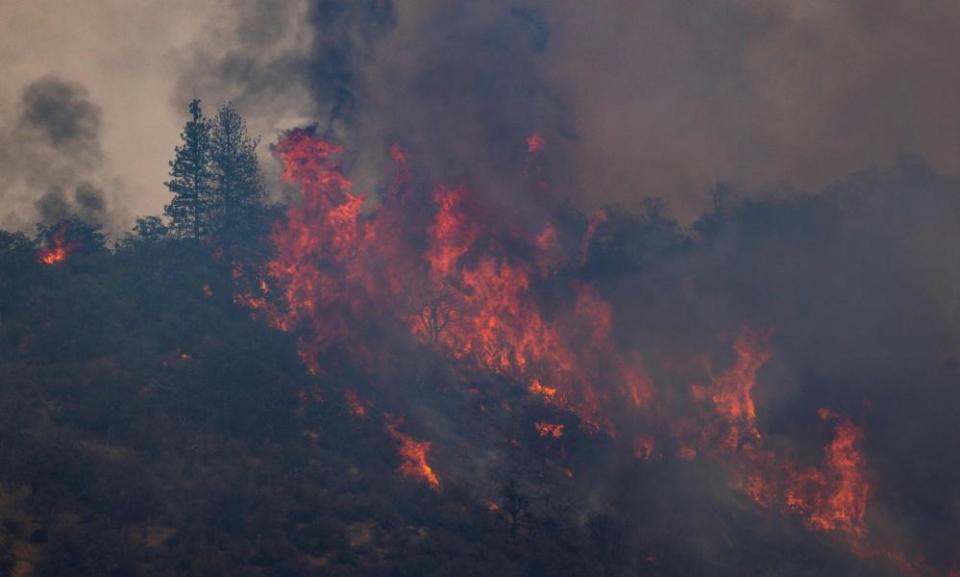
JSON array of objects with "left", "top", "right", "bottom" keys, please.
[
  {"left": 164, "top": 99, "right": 212, "bottom": 240},
  {"left": 209, "top": 103, "right": 264, "bottom": 245}
]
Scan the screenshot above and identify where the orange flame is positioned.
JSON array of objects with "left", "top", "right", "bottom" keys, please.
[
  {"left": 39, "top": 224, "right": 73, "bottom": 265},
  {"left": 534, "top": 421, "right": 564, "bottom": 438},
  {"left": 385, "top": 415, "right": 440, "bottom": 491},
  {"left": 425, "top": 185, "right": 479, "bottom": 279},
  {"left": 804, "top": 413, "right": 870, "bottom": 534},
  {"left": 693, "top": 327, "right": 771, "bottom": 451},
  {"left": 240, "top": 131, "right": 656, "bottom": 428},
  {"left": 229, "top": 134, "right": 906, "bottom": 569}
]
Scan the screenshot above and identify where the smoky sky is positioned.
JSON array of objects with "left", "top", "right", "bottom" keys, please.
[
  {"left": 20, "top": 75, "right": 102, "bottom": 150},
  {"left": 0, "top": 75, "right": 121, "bottom": 231},
  {"left": 171, "top": 0, "right": 960, "bottom": 221},
  {"left": 4, "top": 0, "right": 960, "bottom": 225},
  {"left": 0, "top": 0, "right": 216, "bottom": 232}
]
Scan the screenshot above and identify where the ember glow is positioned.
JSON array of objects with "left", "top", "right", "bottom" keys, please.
[
  {"left": 526, "top": 132, "right": 544, "bottom": 154},
  {"left": 344, "top": 389, "right": 367, "bottom": 417},
  {"left": 38, "top": 224, "right": 73, "bottom": 265},
  {"left": 534, "top": 421, "right": 564, "bottom": 438},
  {"left": 385, "top": 415, "right": 440, "bottom": 491}
]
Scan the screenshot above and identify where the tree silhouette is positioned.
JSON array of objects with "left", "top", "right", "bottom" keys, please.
[
  {"left": 209, "top": 103, "right": 264, "bottom": 246},
  {"left": 131, "top": 216, "right": 169, "bottom": 244},
  {"left": 164, "top": 99, "right": 213, "bottom": 240}
]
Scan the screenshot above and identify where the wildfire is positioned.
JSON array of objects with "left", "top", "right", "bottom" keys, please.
[
  {"left": 425, "top": 185, "right": 478, "bottom": 279},
  {"left": 633, "top": 434, "right": 656, "bottom": 461},
  {"left": 693, "top": 327, "right": 771, "bottom": 451},
  {"left": 739, "top": 412, "right": 871, "bottom": 538},
  {"left": 804, "top": 413, "right": 870, "bottom": 534},
  {"left": 686, "top": 331, "right": 872, "bottom": 540},
  {"left": 384, "top": 415, "right": 440, "bottom": 491},
  {"left": 228, "top": 130, "right": 911, "bottom": 571},
  {"left": 534, "top": 421, "right": 564, "bottom": 438},
  {"left": 526, "top": 132, "right": 544, "bottom": 154},
  {"left": 237, "top": 130, "right": 659, "bottom": 429},
  {"left": 344, "top": 389, "right": 367, "bottom": 417},
  {"left": 39, "top": 224, "right": 73, "bottom": 265},
  {"left": 528, "top": 378, "right": 558, "bottom": 400},
  {"left": 234, "top": 129, "right": 372, "bottom": 373}
]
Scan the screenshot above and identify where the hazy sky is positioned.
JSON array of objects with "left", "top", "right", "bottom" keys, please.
[
  {"left": 0, "top": 0, "right": 222, "bottom": 231},
  {"left": 3, "top": 0, "right": 960, "bottom": 230}
]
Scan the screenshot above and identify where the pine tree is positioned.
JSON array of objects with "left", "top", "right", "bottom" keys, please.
[
  {"left": 209, "top": 103, "right": 264, "bottom": 245},
  {"left": 164, "top": 100, "right": 212, "bottom": 240}
]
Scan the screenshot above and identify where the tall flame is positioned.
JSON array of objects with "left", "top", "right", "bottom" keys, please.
[{"left": 231, "top": 131, "right": 925, "bottom": 572}]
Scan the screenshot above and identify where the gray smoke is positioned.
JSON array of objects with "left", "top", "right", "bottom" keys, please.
[
  {"left": 173, "top": 2, "right": 960, "bottom": 570},
  {"left": 177, "top": 0, "right": 960, "bottom": 221},
  {"left": 0, "top": 75, "right": 124, "bottom": 233},
  {"left": 20, "top": 75, "right": 102, "bottom": 151}
]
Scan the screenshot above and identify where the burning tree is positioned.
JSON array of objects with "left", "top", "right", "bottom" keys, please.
[{"left": 36, "top": 218, "right": 105, "bottom": 265}]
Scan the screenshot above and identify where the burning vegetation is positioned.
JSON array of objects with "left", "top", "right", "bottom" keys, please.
[
  {"left": 1, "top": 95, "right": 959, "bottom": 577},
  {"left": 37, "top": 223, "right": 73, "bottom": 265},
  {"left": 226, "top": 128, "right": 952, "bottom": 575},
  {"left": 385, "top": 415, "right": 441, "bottom": 491}
]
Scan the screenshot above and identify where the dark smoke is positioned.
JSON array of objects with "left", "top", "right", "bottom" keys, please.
[
  {"left": 178, "top": 0, "right": 575, "bottom": 215},
  {"left": 34, "top": 182, "right": 109, "bottom": 226},
  {"left": 0, "top": 75, "right": 124, "bottom": 233},
  {"left": 74, "top": 182, "right": 108, "bottom": 223},
  {"left": 34, "top": 187, "right": 73, "bottom": 224},
  {"left": 180, "top": 0, "right": 960, "bottom": 221},
  {"left": 176, "top": 1, "right": 960, "bottom": 572},
  {"left": 583, "top": 158, "right": 960, "bottom": 569},
  {"left": 305, "top": 0, "right": 396, "bottom": 131},
  {"left": 176, "top": 0, "right": 397, "bottom": 135},
  {"left": 20, "top": 75, "right": 102, "bottom": 150}
]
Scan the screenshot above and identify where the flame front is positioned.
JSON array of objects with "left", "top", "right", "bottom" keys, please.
[
  {"left": 231, "top": 130, "right": 921, "bottom": 572},
  {"left": 690, "top": 331, "right": 871, "bottom": 540}
]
